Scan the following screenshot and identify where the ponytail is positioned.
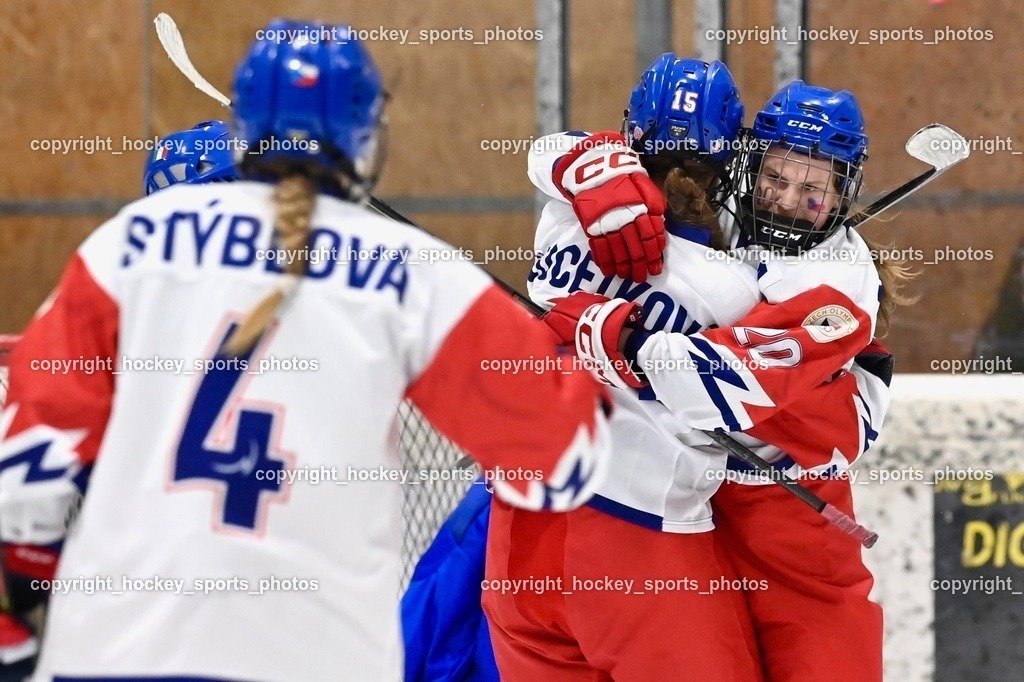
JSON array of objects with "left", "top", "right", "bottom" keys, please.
[
  {"left": 224, "top": 174, "right": 317, "bottom": 355},
  {"left": 859, "top": 232, "right": 919, "bottom": 338}
]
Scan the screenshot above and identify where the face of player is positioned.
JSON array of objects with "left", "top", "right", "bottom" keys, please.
[{"left": 754, "top": 146, "right": 841, "bottom": 229}]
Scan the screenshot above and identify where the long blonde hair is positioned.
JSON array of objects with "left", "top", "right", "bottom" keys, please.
[
  {"left": 224, "top": 174, "right": 317, "bottom": 355},
  {"left": 859, "top": 231, "right": 918, "bottom": 338}
]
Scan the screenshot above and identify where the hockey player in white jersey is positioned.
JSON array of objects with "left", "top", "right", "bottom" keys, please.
[
  {"left": 484, "top": 55, "right": 897, "bottom": 681},
  {"left": 0, "top": 118, "right": 241, "bottom": 682},
  {"left": 0, "top": 20, "right": 612, "bottom": 682},
  {"left": 484, "top": 56, "right": 767, "bottom": 681}
]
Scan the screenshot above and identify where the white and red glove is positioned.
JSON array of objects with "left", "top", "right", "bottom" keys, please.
[
  {"left": 552, "top": 132, "right": 667, "bottom": 282},
  {"left": 543, "top": 292, "right": 648, "bottom": 391}
]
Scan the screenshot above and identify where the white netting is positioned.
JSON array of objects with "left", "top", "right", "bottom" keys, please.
[
  {"left": 0, "top": 336, "right": 467, "bottom": 591},
  {"left": 397, "top": 402, "right": 474, "bottom": 589}
]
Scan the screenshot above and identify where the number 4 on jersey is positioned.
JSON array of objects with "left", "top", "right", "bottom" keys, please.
[{"left": 171, "top": 323, "right": 290, "bottom": 533}]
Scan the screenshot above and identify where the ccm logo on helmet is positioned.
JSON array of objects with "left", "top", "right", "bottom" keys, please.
[{"left": 786, "top": 120, "right": 824, "bottom": 132}]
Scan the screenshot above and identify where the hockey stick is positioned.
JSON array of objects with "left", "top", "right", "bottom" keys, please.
[
  {"left": 153, "top": 13, "right": 878, "bottom": 548},
  {"left": 845, "top": 124, "right": 970, "bottom": 228},
  {"left": 154, "top": 14, "right": 231, "bottom": 107},
  {"left": 702, "top": 432, "right": 877, "bottom": 546}
]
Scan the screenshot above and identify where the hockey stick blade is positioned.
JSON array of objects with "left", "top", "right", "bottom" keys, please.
[
  {"left": 154, "top": 13, "right": 233, "bottom": 108},
  {"left": 846, "top": 123, "right": 969, "bottom": 228},
  {"left": 905, "top": 123, "right": 970, "bottom": 170}
]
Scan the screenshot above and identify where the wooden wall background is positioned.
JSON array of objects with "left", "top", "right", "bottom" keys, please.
[{"left": 1, "top": 0, "right": 1020, "bottom": 371}]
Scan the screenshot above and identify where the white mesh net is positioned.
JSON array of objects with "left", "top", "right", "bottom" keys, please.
[{"left": 397, "top": 402, "right": 474, "bottom": 589}]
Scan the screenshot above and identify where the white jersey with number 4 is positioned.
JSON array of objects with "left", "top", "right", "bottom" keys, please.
[{"left": 0, "top": 181, "right": 610, "bottom": 682}]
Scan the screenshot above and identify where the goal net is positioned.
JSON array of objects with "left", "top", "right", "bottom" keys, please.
[{"left": 0, "top": 336, "right": 473, "bottom": 591}]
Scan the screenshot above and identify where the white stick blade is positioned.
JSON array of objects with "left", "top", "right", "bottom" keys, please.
[
  {"left": 905, "top": 123, "right": 970, "bottom": 170},
  {"left": 153, "top": 13, "right": 232, "bottom": 107}
]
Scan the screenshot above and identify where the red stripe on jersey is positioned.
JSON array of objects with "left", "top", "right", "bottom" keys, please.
[
  {"left": 406, "top": 285, "right": 606, "bottom": 497},
  {"left": 6, "top": 253, "right": 118, "bottom": 466},
  {"left": 700, "top": 284, "right": 872, "bottom": 425},
  {"left": 747, "top": 371, "right": 863, "bottom": 470}
]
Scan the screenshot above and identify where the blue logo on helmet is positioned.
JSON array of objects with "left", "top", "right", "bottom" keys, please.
[{"left": 287, "top": 59, "right": 320, "bottom": 88}]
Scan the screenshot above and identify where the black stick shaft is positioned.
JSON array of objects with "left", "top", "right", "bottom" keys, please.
[{"left": 845, "top": 168, "right": 938, "bottom": 229}]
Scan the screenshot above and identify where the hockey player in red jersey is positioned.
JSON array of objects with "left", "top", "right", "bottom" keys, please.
[
  {"left": 485, "top": 55, "right": 899, "bottom": 681},
  {"left": 0, "top": 20, "right": 613, "bottom": 682}
]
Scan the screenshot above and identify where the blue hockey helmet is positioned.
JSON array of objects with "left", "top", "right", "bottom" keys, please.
[
  {"left": 232, "top": 19, "right": 386, "bottom": 194},
  {"left": 143, "top": 120, "right": 237, "bottom": 196},
  {"left": 623, "top": 54, "right": 743, "bottom": 165},
  {"left": 736, "top": 82, "right": 869, "bottom": 254},
  {"left": 751, "top": 81, "right": 867, "bottom": 167}
]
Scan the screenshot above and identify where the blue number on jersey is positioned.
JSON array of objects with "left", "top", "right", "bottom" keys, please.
[{"left": 173, "top": 324, "right": 286, "bottom": 531}]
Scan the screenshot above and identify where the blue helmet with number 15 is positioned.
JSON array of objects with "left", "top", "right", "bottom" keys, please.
[{"left": 623, "top": 54, "right": 744, "bottom": 165}]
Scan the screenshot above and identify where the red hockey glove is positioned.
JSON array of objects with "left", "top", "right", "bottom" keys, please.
[
  {"left": 543, "top": 292, "right": 648, "bottom": 391},
  {"left": 0, "top": 612, "right": 37, "bottom": 664},
  {"left": 552, "top": 132, "right": 667, "bottom": 282}
]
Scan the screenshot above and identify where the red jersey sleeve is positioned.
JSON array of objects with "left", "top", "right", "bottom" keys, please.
[
  {"left": 0, "top": 254, "right": 118, "bottom": 579},
  {"left": 407, "top": 285, "right": 611, "bottom": 512}
]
